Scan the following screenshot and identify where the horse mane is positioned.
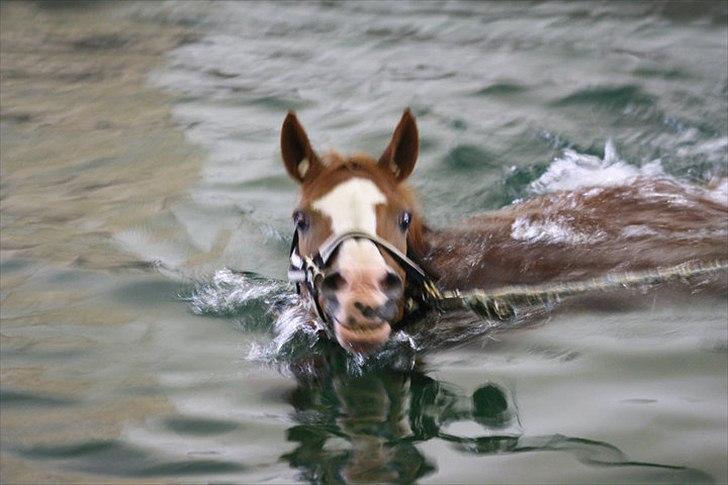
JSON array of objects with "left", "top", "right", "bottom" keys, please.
[{"left": 407, "top": 220, "right": 439, "bottom": 280}]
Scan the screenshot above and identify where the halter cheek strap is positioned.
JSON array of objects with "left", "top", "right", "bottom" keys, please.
[
  {"left": 287, "top": 231, "right": 327, "bottom": 323},
  {"left": 288, "top": 230, "right": 441, "bottom": 325}
]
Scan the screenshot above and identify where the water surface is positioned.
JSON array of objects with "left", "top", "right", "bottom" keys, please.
[{"left": 1, "top": 1, "right": 727, "bottom": 483}]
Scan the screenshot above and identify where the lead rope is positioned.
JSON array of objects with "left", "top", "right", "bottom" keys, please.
[{"left": 429, "top": 259, "right": 728, "bottom": 321}]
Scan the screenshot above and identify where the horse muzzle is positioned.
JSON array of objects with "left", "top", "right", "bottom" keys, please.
[
  {"left": 334, "top": 318, "right": 392, "bottom": 354},
  {"left": 289, "top": 229, "right": 438, "bottom": 354},
  {"left": 321, "top": 269, "right": 403, "bottom": 354}
]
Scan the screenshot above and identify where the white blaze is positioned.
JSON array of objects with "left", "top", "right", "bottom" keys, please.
[{"left": 312, "top": 178, "right": 389, "bottom": 273}]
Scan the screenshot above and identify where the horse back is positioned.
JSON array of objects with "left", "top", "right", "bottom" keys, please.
[{"left": 427, "top": 178, "right": 728, "bottom": 290}]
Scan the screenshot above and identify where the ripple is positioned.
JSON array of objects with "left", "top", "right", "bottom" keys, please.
[
  {"left": 473, "top": 82, "right": 528, "bottom": 97},
  {"left": 113, "top": 278, "right": 185, "bottom": 307},
  {"left": 17, "top": 438, "right": 247, "bottom": 478},
  {"left": 0, "top": 389, "right": 77, "bottom": 408},
  {"left": 162, "top": 416, "right": 239, "bottom": 436},
  {"left": 19, "top": 440, "right": 120, "bottom": 459},
  {"left": 136, "top": 459, "right": 246, "bottom": 477},
  {"left": 633, "top": 67, "right": 691, "bottom": 80},
  {"left": 442, "top": 145, "right": 497, "bottom": 171},
  {"left": 71, "top": 34, "right": 129, "bottom": 51},
  {"left": 553, "top": 85, "right": 655, "bottom": 110}
]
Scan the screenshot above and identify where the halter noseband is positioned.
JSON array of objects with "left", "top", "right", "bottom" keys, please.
[{"left": 288, "top": 230, "right": 441, "bottom": 326}]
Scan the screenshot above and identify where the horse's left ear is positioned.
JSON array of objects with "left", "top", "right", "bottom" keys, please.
[{"left": 379, "top": 108, "right": 418, "bottom": 182}]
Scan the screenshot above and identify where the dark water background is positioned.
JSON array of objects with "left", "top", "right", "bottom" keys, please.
[{"left": 1, "top": 1, "right": 727, "bottom": 483}]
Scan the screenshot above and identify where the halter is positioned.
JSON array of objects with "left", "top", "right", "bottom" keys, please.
[{"left": 288, "top": 229, "right": 442, "bottom": 326}]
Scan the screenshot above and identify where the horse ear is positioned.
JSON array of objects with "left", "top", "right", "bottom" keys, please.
[
  {"left": 281, "top": 112, "right": 322, "bottom": 183},
  {"left": 379, "top": 108, "right": 418, "bottom": 181}
]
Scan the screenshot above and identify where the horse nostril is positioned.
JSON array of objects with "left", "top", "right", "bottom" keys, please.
[
  {"left": 353, "top": 301, "right": 398, "bottom": 321},
  {"left": 321, "top": 272, "right": 346, "bottom": 296},
  {"left": 380, "top": 271, "right": 403, "bottom": 296},
  {"left": 353, "top": 301, "right": 377, "bottom": 319}
]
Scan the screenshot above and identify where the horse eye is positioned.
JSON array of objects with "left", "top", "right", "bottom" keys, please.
[
  {"left": 293, "top": 210, "right": 309, "bottom": 231},
  {"left": 399, "top": 211, "right": 412, "bottom": 231}
]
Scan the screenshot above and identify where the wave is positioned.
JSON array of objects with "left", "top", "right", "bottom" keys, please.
[{"left": 527, "top": 139, "right": 727, "bottom": 207}]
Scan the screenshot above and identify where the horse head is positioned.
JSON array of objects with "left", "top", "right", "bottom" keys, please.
[{"left": 281, "top": 109, "right": 429, "bottom": 353}]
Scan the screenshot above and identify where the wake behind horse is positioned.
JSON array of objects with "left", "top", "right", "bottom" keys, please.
[{"left": 281, "top": 109, "right": 728, "bottom": 353}]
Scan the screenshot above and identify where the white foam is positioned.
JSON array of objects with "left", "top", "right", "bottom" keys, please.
[
  {"left": 528, "top": 140, "right": 728, "bottom": 213},
  {"left": 706, "top": 178, "right": 728, "bottom": 206},
  {"left": 186, "top": 268, "right": 291, "bottom": 315},
  {"left": 511, "top": 216, "right": 606, "bottom": 245},
  {"left": 620, "top": 225, "right": 661, "bottom": 239},
  {"left": 530, "top": 139, "right": 666, "bottom": 194}
]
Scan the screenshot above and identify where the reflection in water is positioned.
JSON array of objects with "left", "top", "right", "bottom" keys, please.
[
  {"left": 284, "top": 371, "right": 433, "bottom": 483},
  {"left": 281, "top": 353, "right": 711, "bottom": 483}
]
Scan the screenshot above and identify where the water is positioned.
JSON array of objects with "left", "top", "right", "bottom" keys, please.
[{"left": 1, "top": 1, "right": 726, "bottom": 483}]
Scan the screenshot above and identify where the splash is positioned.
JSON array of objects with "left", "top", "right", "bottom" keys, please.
[
  {"left": 185, "top": 269, "right": 418, "bottom": 374},
  {"left": 529, "top": 139, "right": 666, "bottom": 194},
  {"left": 185, "top": 268, "right": 292, "bottom": 317},
  {"left": 185, "top": 269, "right": 532, "bottom": 377},
  {"left": 528, "top": 140, "right": 727, "bottom": 213},
  {"left": 707, "top": 177, "right": 728, "bottom": 205}
]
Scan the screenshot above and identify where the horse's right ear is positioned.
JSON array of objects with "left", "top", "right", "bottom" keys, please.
[{"left": 281, "top": 112, "right": 322, "bottom": 183}]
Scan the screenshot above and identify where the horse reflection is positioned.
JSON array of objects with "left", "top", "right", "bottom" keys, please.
[
  {"left": 281, "top": 361, "right": 710, "bottom": 483},
  {"left": 282, "top": 366, "right": 436, "bottom": 483}
]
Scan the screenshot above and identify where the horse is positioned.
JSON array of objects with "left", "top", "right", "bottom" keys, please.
[{"left": 281, "top": 109, "right": 728, "bottom": 354}]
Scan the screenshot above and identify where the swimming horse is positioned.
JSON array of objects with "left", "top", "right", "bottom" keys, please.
[{"left": 282, "top": 109, "right": 728, "bottom": 353}]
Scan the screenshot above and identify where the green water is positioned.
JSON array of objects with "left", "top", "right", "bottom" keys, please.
[{"left": 1, "top": 1, "right": 727, "bottom": 483}]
